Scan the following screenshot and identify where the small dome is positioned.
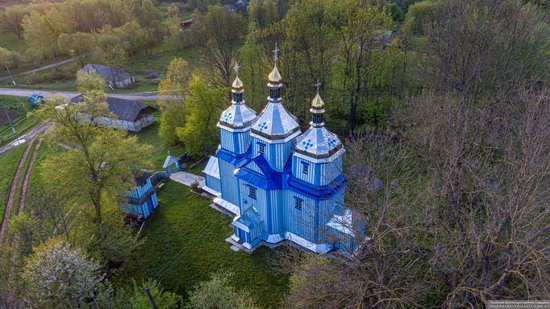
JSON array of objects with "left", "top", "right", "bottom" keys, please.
[
  {"left": 268, "top": 65, "right": 282, "bottom": 84},
  {"left": 232, "top": 76, "right": 244, "bottom": 90},
  {"left": 311, "top": 93, "right": 324, "bottom": 109}
]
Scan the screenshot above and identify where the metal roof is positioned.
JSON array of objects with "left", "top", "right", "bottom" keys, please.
[
  {"left": 218, "top": 102, "right": 257, "bottom": 130},
  {"left": 71, "top": 95, "right": 157, "bottom": 122},
  {"left": 250, "top": 102, "right": 300, "bottom": 141},
  {"left": 295, "top": 126, "right": 343, "bottom": 159},
  {"left": 82, "top": 64, "right": 135, "bottom": 82},
  {"left": 203, "top": 156, "right": 220, "bottom": 179}
]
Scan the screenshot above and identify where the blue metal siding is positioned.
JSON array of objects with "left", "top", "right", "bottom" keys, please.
[
  {"left": 320, "top": 156, "right": 343, "bottom": 185},
  {"left": 220, "top": 129, "right": 251, "bottom": 154},
  {"left": 219, "top": 159, "right": 240, "bottom": 205},
  {"left": 283, "top": 191, "right": 316, "bottom": 242},
  {"left": 251, "top": 137, "right": 295, "bottom": 171},
  {"left": 206, "top": 174, "right": 221, "bottom": 193},
  {"left": 292, "top": 156, "right": 316, "bottom": 184}
]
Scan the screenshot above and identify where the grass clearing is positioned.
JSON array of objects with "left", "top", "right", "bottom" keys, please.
[
  {"left": 0, "top": 95, "right": 39, "bottom": 146},
  {"left": 0, "top": 144, "right": 25, "bottom": 217},
  {"left": 0, "top": 32, "right": 27, "bottom": 53},
  {"left": 119, "top": 181, "right": 288, "bottom": 307}
]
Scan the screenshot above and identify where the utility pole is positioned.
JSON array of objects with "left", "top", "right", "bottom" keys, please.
[
  {"left": 4, "top": 65, "right": 16, "bottom": 86},
  {"left": 143, "top": 287, "right": 158, "bottom": 309},
  {"left": 3, "top": 108, "right": 16, "bottom": 134}
]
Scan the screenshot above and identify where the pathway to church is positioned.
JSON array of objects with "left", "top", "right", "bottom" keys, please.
[{"left": 169, "top": 172, "right": 205, "bottom": 188}]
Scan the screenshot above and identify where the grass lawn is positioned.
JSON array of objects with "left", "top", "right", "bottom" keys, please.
[
  {"left": 0, "top": 32, "right": 27, "bottom": 53},
  {"left": 0, "top": 95, "right": 39, "bottom": 146},
  {"left": 119, "top": 181, "right": 289, "bottom": 307},
  {"left": 0, "top": 144, "right": 25, "bottom": 217},
  {"left": 132, "top": 121, "right": 185, "bottom": 169}
]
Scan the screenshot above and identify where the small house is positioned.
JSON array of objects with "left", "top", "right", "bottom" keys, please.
[
  {"left": 82, "top": 64, "right": 136, "bottom": 89},
  {"left": 120, "top": 171, "right": 160, "bottom": 219},
  {"left": 71, "top": 95, "right": 157, "bottom": 132}
]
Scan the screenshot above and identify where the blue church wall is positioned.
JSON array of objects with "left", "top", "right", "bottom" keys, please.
[
  {"left": 220, "top": 129, "right": 251, "bottom": 154},
  {"left": 319, "top": 156, "right": 343, "bottom": 186},
  {"left": 219, "top": 159, "right": 241, "bottom": 206},
  {"left": 238, "top": 181, "right": 269, "bottom": 232},
  {"left": 292, "top": 156, "right": 317, "bottom": 184},
  {"left": 205, "top": 174, "right": 221, "bottom": 193},
  {"left": 252, "top": 137, "right": 296, "bottom": 171},
  {"left": 283, "top": 190, "right": 317, "bottom": 243}
]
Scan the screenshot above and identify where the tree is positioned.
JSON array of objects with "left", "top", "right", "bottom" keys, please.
[
  {"left": 0, "top": 5, "right": 28, "bottom": 39},
  {"left": 21, "top": 11, "right": 59, "bottom": 63},
  {"left": 36, "top": 71, "right": 152, "bottom": 223},
  {"left": 189, "top": 5, "right": 246, "bottom": 87},
  {"left": 158, "top": 58, "right": 190, "bottom": 146},
  {"left": 176, "top": 75, "right": 225, "bottom": 157},
  {"left": 186, "top": 272, "right": 259, "bottom": 309},
  {"left": 402, "top": 1, "right": 435, "bottom": 35},
  {"left": 0, "top": 47, "right": 22, "bottom": 69},
  {"left": 58, "top": 32, "right": 97, "bottom": 66},
  {"left": 22, "top": 238, "right": 109, "bottom": 308},
  {"left": 129, "top": 279, "right": 182, "bottom": 309}
]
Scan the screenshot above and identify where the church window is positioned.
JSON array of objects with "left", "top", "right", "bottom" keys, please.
[
  {"left": 249, "top": 186, "right": 257, "bottom": 199},
  {"left": 258, "top": 142, "right": 265, "bottom": 154},
  {"left": 302, "top": 162, "right": 309, "bottom": 175},
  {"left": 295, "top": 197, "right": 303, "bottom": 210}
]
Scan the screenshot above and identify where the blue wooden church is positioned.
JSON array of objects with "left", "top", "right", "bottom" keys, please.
[{"left": 203, "top": 59, "right": 365, "bottom": 254}]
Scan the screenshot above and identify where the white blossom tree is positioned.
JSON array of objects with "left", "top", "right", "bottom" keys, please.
[{"left": 22, "top": 238, "right": 108, "bottom": 308}]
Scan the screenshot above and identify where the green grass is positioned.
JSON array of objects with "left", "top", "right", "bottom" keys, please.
[
  {"left": 0, "top": 95, "right": 39, "bottom": 146},
  {"left": 0, "top": 32, "right": 27, "bottom": 53},
  {"left": 29, "top": 135, "right": 63, "bottom": 192},
  {"left": 0, "top": 144, "right": 25, "bottom": 217},
  {"left": 119, "top": 182, "right": 288, "bottom": 307},
  {"left": 132, "top": 121, "right": 185, "bottom": 169}
]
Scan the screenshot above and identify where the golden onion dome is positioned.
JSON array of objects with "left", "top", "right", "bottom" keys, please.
[
  {"left": 311, "top": 92, "right": 325, "bottom": 109},
  {"left": 268, "top": 65, "right": 282, "bottom": 84},
  {"left": 232, "top": 76, "right": 244, "bottom": 90}
]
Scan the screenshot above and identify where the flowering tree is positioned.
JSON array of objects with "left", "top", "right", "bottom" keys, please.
[{"left": 22, "top": 238, "right": 108, "bottom": 307}]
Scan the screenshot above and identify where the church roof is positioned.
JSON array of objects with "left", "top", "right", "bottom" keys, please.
[
  {"left": 295, "top": 126, "right": 343, "bottom": 159},
  {"left": 218, "top": 103, "right": 257, "bottom": 130},
  {"left": 250, "top": 102, "right": 300, "bottom": 141},
  {"left": 218, "top": 69, "right": 257, "bottom": 130}
]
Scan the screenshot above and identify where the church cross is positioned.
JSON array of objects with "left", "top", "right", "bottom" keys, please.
[
  {"left": 315, "top": 80, "right": 321, "bottom": 93},
  {"left": 233, "top": 62, "right": 240, "bottom": 77},
  {"left": 273, "top": 43, "right": 280, "bottom": 64}
]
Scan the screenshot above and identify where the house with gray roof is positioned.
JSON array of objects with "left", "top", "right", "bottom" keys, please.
[
  {"left": 82, "top": 64, "right": 137, "bottom": 89},
  {"left": 71, "top": 95, "right": 157, "bottom": 132}
]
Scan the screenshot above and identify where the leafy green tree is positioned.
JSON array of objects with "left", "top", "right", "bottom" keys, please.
[
  {"left": 37, "top": 71, "right": 152, "bottom": 223},
  {"left": 0, "top": 5, "right": 28, "bottom": 39},
  {"left": 58, "top": 32, "right": 97, "bottom": 66},
  {"left": 176, "top": 75, "right": 225, "bottom": 157},
  {"left": 189, "top": 5, "right": 246, "bottom": 87},
  {"left": 0, "top": 47, "right": 22, "bottom": 69},
  {"left": 403, "top": 0, "right": 435, "bottom": 35},
  {"left": 22, "top": 11, "right": 59, "bottom": 63},
  {"left": 129, "top": 278, "right": 182, "bottom": 309},
  {"left": 158, "top": 58, "right": 190, "bottom": 146},
  {"left": 186, "top": 272, "right": 259, "bottom": 309},
  {"left": 22, "top": 238, "right": 110, "bottom": 308}
]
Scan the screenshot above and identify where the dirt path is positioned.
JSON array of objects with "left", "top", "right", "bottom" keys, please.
[
  {"left": 0, "top": 58, "right": 76, "bottom": 82},
  {"left": 0, "top": 137, "right": 35, "bottom": 242},
  {"left": 0, "top": 122, "right": 51, "bottom": 155},
  {"left": 16, "top": 133, "right": 45, "bottom": 215}
]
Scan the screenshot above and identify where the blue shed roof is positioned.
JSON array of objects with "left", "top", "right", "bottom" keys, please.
[{"left": 163, "top": 155, "right": 179, "bottom": 168}]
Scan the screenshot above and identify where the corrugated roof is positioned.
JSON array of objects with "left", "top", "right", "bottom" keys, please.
[
  {"left": 82, "top": 64, "right": 135, "bottom": 82},
  {"left": 71, "top": 95, "right": 157, "bottom": 122},
  {"left": 203, "top": 156, "right": 220, "bottom": 179}
]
